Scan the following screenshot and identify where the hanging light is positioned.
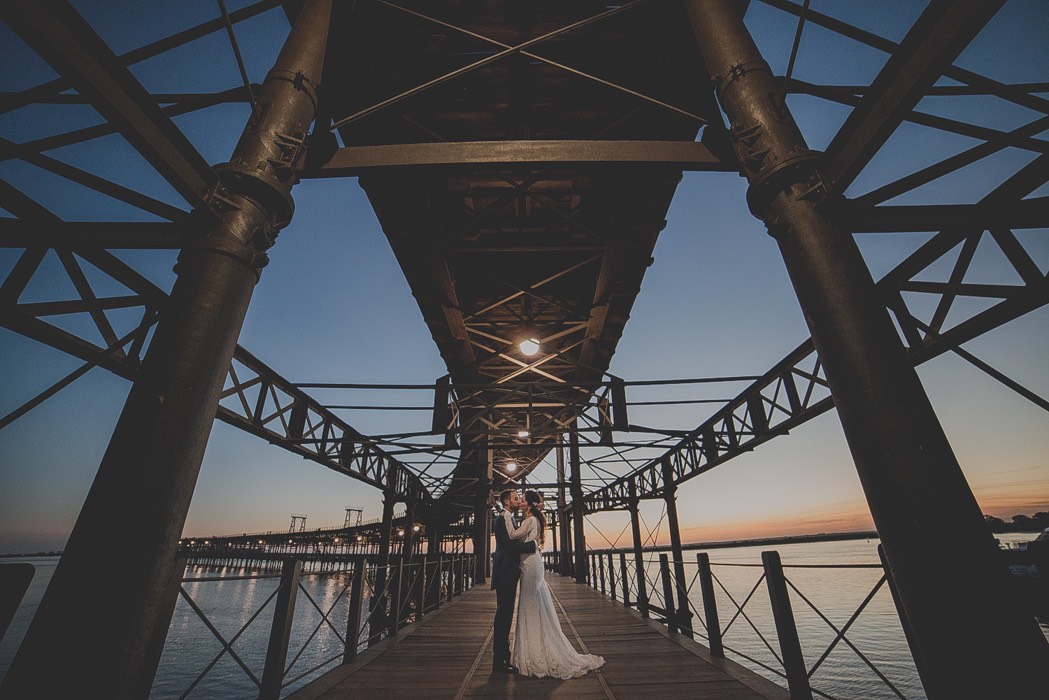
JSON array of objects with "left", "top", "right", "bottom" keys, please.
[
  {"left": 519, "top": 338, "right": 540, "bottom": 356},
  {"left": 517, "top": 429, "right": 530, "bottom": 438},
  {"left": 506, "top": 460, "right": 518, "bottom": 472}
]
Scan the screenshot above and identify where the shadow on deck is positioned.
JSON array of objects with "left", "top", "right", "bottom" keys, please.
[{"left": 290, "top": 572, "right": 788, "bottom": 699}]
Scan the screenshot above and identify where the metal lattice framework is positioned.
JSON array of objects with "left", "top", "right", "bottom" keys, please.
[{"left": 1, "top": 0, "right": 1047, "bottom": 511}]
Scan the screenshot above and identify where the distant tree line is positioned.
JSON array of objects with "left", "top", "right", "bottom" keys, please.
[{"left": 984, "top": 512, "right": 1049, "bottom": 533}]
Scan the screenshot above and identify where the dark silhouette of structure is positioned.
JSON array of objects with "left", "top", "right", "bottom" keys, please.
[{"left": 1, "top": 1, "right": 1047, "bottom": 697}]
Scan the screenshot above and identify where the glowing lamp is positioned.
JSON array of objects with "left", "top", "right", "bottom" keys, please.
[
  {"left": 506, "top": 461, "right": 518, "bottom": 472},
  {"left": 519, "top": 338, "right": 540, "bottom": 356}
]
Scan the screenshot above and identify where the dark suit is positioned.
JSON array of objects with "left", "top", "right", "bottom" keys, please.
[{"left": 491, "top": 510, "right": 537, "bottom": 666}]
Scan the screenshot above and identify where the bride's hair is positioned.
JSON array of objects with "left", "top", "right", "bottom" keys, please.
[{"left": 524, "top": 490, "right": 546, "bottom": 547}]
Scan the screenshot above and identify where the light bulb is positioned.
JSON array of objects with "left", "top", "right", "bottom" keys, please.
[
  {"left": 519, "top": 338, "right": 540, "bottom": 356},
  {"left": 506, "top": 461, "right": 518, "bottom": 472}
]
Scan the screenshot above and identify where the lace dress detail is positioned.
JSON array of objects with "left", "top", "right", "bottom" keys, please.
[{"left": 508, "top": 515, "right": 605, "bottom": 679}]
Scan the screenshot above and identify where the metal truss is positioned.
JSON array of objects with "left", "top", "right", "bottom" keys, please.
[
  {"left": 2, "top": 0, "right": 1047, "bottom": 515},
  {"left": 583, "top": 0, "right": 1049, "bottom": 510},
  {"left": 0, "top": 228, "right": 427, "bottom": 504}
]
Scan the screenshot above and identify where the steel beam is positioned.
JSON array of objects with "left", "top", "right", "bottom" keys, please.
[
  {"left": 822, "top": 0, "right": 1005, "bottom": 193},
  {"left": 1, "top": 0, "right": 218, "bottom": 208},
  {"left": 302, "top": 140, "right": 732, "bottom": 177},
  {"left": 1, "top": 3, "right": 333, "bottom": 695},
  {"left": 682, "top": 2, "right": 1048, "bottom": 697},
  {"left": 0, "top": 220, "right": 189, "bottom": 249},
  {"left": 845, "top": 197, "right": 1049, "bottom": 233}
]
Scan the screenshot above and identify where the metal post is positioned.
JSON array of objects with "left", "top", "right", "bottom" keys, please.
[
  {"left": 137, "top": 557, "right": 187, "bottom": 697},
  {"left": 628, "top": 486, "right": 649, "bottom": 617},
  {"left": 371, "top": 493, "right": 397, "bottom": 634},
  {"left": 557, "top": 433, "right": 572, "bottom": 576},
  {"left": 473, "top": 450, "right": 490, "bottom": 584},
  {"left": 414, "top": 555, "right": 427, "bottom": 620},
  {"left": 389, "top": 555, "right": 404, "bottom": 635},
  {"left": 682, "top": 2, "right": 1048, "bottom": 696},
  {"left": 697, "top": 553, "right": 723, "bottom": 657},
  {"left": 403, "top": 500, "right": 417, "bottom": 556},
  {"left": 1, "top": 4, "right": 332, "bottom": 696},
  {"left": 762, "top": 551, "right": 812, "bottom": 700},
  {"left": 607, "top": 552, "right": 617, "bottom": 602},
  {"left": 619, "top": 552, "right": 631, "bottom": 608},
  {"left": 261, "top": 559, "right": 304, "bottom": 700},
  {"left": 569, "top": 424, "right": 587, "bottom": 583},
  {"left": 661, "top": 460, "right": 693, "bottom": 638},
  {"left": 658, "top": 553, "right": 678, "bottom": 634},
  {"left": 344, "top": 558, "right": 367, "bottom": 664}
]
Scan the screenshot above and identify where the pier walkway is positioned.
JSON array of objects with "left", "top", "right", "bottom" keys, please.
[{"left": 290, "top": 572, "right": 787, "bottom": 700}]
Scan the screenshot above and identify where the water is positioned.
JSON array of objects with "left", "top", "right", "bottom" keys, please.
[{"left": 1, "top": 534, "right": 1044, "bottom": 698}]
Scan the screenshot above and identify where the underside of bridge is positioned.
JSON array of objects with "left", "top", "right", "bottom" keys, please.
[{"left": 1, "top": 0, "right": 1048, "bottom": 697}]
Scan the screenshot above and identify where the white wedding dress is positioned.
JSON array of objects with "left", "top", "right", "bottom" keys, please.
[{"left": 506, "top": 513, "right": 605, "bottom": 679}]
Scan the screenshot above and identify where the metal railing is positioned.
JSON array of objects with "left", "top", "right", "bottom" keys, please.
[
  {"left": 157, "top": 553, "right": 476, "bottom": 698},
  {"left": 546, "top": 547, "right": 922, "bottom": 700}
]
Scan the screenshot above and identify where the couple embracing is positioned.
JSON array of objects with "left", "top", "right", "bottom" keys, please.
[{"left": 490, "top": 488, "right": 605, "bottom": 678}]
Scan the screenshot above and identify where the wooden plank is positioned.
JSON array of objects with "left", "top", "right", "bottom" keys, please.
[{"left": 290, "top": 573, "right": 788, "bottom": 699}]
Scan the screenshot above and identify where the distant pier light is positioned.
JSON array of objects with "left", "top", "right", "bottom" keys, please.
[{"left": 517, "top": 429, "right": 530, "bottom": 438}]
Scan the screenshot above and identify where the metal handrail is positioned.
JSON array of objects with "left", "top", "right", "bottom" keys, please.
[
  {"left": 579, "top": 549, "right": 917, "bottom": 700},
  {"left": 164, "top": 554, "right": 476, "bottom": 698}
]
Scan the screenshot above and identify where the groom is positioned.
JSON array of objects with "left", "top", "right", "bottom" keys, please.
[{"left": 491, "top": 489, "right": 537, "bottom": 674}]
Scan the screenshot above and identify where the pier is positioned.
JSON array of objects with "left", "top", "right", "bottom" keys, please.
[
  {"left": 290, "top": 571, "right": 786, "bottom": 700},
  {"left": 2, "top": 0, "right": 1048, "bottom": 698}
]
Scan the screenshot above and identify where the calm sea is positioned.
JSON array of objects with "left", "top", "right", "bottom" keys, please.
[{"left": 1, "top": 533, "right": 1044, "bottom": 698}]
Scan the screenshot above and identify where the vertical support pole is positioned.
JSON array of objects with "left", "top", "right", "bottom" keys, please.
[
  {"left": 662, "top": 459, "right": 693, "bottom": 638},
  {"left": 569, "top": 423, "right": 587, "bottom": 583},
  {"left": 556, "top": 433, "right": 572, "bottom": 576},
  {"left": 598, "top": 554, "right": 607, "bottom": 594},
  {"left": 260, "top": 559, "right": 303, "bottom": 700},
  {"left": 682, "top": 2, "right": 1048, "bottom": 696},
  {"left": 607, "top": 552, "right": 617, "bottom": 602},
  {"left": 472, "top": 449, "right": 490, "bottom": 585},
  {"left": 697, "top": 553, "right": 723, "bottom": 657},
  {"left": 371, "top": 493, "right": 397, "bottom": 634},
  {"left": 1, "top": 3, "right": 334, "bottom": 696},
  {"left": 658, "top": 553, "right": 678, "bottom": 634},
  {"left": 344, "top": 558, "right": 367, "bottom": 664},
  {"left": 628, "top": 485, "right": 649, "bottom": 617},
  {"left": 879, "top": 544, "right": 932, "bottom": 691},
  {"left": 762, "top": 551, "right": 812, "bottom": 700},
  {"left": 389, "top": 555, "right": 404, "bottom": 636},
  {"left": 415, "top": 555, "right": 427, "bottom": 620},
  {"left": 136, "top": 557, "right": 187, "bottom": 698},
  {"left": 619, "top": 552, "right": 631, "bottom": 608},
  {"left": 549, "top": 511, "right": 558, "bottom": 569}
]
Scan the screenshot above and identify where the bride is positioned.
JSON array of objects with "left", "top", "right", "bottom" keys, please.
[{"left": 505, "top": 489, "right": 605, "bottom": 679}]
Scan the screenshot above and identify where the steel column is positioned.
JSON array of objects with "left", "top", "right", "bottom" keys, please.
[
  {"left": 371, "top": 492, "right": 397, "bottom": 634},
  {"left": 473, "top": 461, "right": 490, "bottom": 585},
  {"left": 557, "top": 434, "right": 572, "bottom": 576},
  {"left": 682, "top": 2, "right": 1049, "bottom": 697},
  {"left": 661, "top": 459, "right": 693, "bottom": 638},
  {"left": 569, "top": 425, "right": 587, "bottom": 583},
  {"left": 0, "top": 3, "right": 332, "bottom": 696},
  {"left": 627, "top": 484, "right": 649, "bottom": 618}
]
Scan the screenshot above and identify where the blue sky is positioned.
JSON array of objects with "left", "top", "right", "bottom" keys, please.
[{"left": 1, "top": 0, "right": 1047, "bottom": 552}]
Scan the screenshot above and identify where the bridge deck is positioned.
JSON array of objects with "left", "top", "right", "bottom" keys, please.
[{"left": 290, "top": 572, "right": 787, "bottom": 699}]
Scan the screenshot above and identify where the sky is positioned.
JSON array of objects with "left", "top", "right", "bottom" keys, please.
[{"left": 1, "top": 0, "right": 1047, "bottom": 554}]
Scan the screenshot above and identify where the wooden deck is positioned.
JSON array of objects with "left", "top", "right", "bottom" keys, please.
[{"left": 289, "top": 572, "right": 788, "bottom": 699}]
